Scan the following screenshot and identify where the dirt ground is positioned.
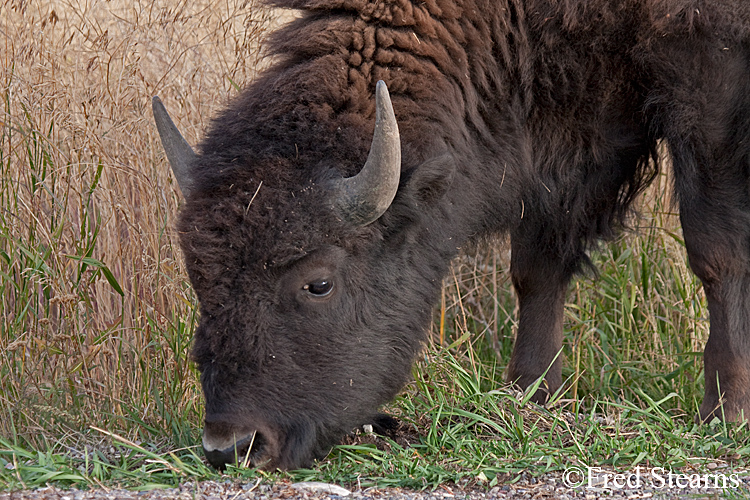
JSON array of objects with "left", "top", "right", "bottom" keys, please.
[{"left": 2, "top": 469, "right": 749, "bottom": 500}]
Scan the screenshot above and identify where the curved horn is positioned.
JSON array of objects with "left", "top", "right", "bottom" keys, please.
[
  {"left": 152, "top": 96, "right": 197, "bottom": 197},
  {"left": 330, "top": 81, "right": 401, "bottom": 226}
]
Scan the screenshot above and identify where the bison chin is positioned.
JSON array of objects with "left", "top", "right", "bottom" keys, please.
[
  {"left": 202, "top": 417, "right": 309, "bottom": 470},
  {"left": 201, "top": 413, "right": 369, "bottom": 470}
]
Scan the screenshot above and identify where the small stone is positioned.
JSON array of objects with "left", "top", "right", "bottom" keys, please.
[{"left": 292, "top": 482, "right": 352, "bottom": 497}]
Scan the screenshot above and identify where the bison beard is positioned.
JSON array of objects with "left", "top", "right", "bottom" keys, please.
[{"left": 154, "top": 0, "right": 750, "bottom": 470}]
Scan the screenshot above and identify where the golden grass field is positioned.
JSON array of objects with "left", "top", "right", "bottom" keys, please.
[
  {"left": 1, "top": 0, "right": 708, "bottom": 457},
  {"left": 1, "top": 0, "right": 286, "bottom": 447}
]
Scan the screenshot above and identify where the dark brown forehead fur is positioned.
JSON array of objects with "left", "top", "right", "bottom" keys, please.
[{"left": 176, "top": 174, "right": 378, "bottom": 308}]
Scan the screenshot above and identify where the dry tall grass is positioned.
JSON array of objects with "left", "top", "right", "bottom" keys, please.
[{"left": 1, "top": 0, "right": 281, "bottom": 447}]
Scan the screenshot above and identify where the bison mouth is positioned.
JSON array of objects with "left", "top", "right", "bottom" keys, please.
[
  {"left": 202, "top": 430, "right": 270, "bottom": 470},
  {"left": 201, "top": 417, "right": 282, "bottom": 470},
  {"left": 201, "top": 416, "right": 332, "bottom": 470}
]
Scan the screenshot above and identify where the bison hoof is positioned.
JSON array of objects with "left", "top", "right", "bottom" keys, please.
[
  {"left": 697, "top": 402, "right": 749, "bottom": 424},
  {"left": 369, "top": 413, "right": 400, "bottom": 434}
]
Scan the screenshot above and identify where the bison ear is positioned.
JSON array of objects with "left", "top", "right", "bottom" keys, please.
[{"left": 403, "top": 153, "right": 456, "bottom": 205}]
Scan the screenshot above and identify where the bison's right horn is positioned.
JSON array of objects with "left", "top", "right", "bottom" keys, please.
[
  {"left": 152, "top": 96, "right": 197, "bottom": 197},
  {"left": 330, "top": 81, "right": 401, "bottom": 226}
]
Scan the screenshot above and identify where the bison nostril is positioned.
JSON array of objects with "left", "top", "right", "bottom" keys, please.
[{"left": 202, "top": 429, "right": 266, "bottom": 470}]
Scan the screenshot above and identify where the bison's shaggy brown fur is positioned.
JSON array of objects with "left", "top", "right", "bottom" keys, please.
[{"left": 166, "top": 0, "right": 750, "bottom": 469}]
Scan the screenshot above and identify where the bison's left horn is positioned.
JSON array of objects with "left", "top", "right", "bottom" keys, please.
[
  {"left": 330, "top": 80, "right": 401, "bottom": 226},
  {"left": 152, "top": 96, "right": 197, "bottom": 197}
]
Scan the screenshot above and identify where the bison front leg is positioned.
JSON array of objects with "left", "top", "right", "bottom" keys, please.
[
  {"left": 679, "top": 199, "right": 750, "bottom": 423},
  {"left": 506, "top": 232, "right": 574, "bottom": 404},
  {"left": 648, "top": 38, "right": 750, "bottom": 422}
]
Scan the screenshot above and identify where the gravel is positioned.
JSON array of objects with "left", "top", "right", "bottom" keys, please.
[{"left": 2, "top": 469, "right": 748, "bottom": 500}]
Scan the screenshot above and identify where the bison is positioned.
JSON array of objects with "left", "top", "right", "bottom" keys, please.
[{"left": 153, "top": 0, "right": 750, "bottom": 470}]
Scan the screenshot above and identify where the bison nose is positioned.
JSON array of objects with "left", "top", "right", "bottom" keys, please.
[{"left": 202, "top": 420, "right": 267, "bottom": 470}]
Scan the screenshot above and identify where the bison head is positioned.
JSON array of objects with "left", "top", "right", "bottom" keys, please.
[{"left": 153, "top": 82, "right": 442, "bottom": 470}]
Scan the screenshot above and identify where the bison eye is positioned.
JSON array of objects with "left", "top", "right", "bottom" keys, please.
[{"left": 303, "top": 279, "right": 333, "bottom": 297}]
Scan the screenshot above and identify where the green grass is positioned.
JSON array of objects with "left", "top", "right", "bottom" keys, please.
[
  {"left": 2, "top": 0, "right": 749, "bottom": 496},
  {"left": 2, "top": 345, "right": 749, "bottom": 491}
]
